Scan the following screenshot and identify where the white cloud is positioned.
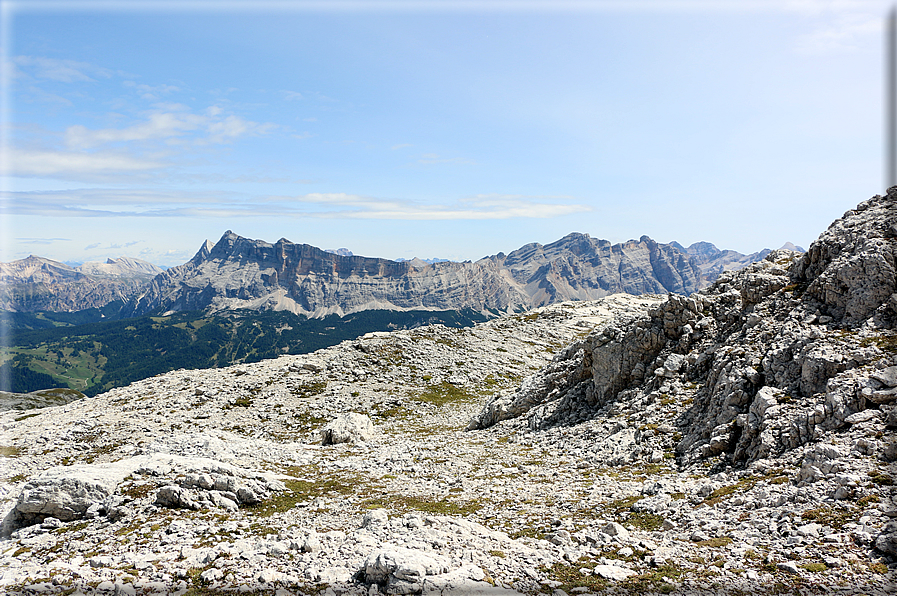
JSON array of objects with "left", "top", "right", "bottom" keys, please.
[
  {"left": 1, "top": 189, "right": 590, "bottom": 221},
  {"left": 6, "top": 149, "right": 166, "bottom": 180},
  {"left": 281, "top": 90, "right": 304, "bottom": 101},
  {"left": 205, "top": 115, "right": 276, "bottom": 144},
  {"left": 16, "top": 237, "right": 71, "bottom": 245},
  {"left": 62, "top": 108, "right": 276, "bottom": 149},
  {"left": 64, "top": 112, "right": 205, "bottom": 148},
  {"left": 14, "top": 56, "right": 113, "bottom": 83}
]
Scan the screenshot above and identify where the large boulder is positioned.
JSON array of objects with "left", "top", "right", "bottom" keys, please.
[
  {"left": 13, "top": 460, "right": 135, "bottom": 524},
  {"left": 321, "top": 412, "right": 377, "bottom": 445}
]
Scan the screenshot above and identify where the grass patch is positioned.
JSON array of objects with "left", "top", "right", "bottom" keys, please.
[
  {"left": 869, "top": 470, "right": 894, "bottom": 486},
  {"left": 0, "top": 445, "right": 22, "bottom": 457},
  {"left": 119, "top": 481, "right": 155, "bottom": 500},
  {"left": 539, "top": 562, "right": 608, "bottom": 593},
  {"left": 607, "top": 495, "right": 643, "bottom": 513},
  {"left": 703, "top": 477, "right": 756, "bottom": 506},
  {"left": 800, "top": 563, "right": 827, "bottom": 573},
  {"left": 695, "top": 536, "right": 732, "bottom": 548},
  {"left": 860, "top": 333, "right": 897, "bottom": 353},
  {"left": 801, "top": 504, "right": 857, "bottom": 530},
  {"left": 857, "top": 494, "right": 881, "bottom": 507},
  {"left": 246, "top": 467, "right": 360, "bottom": 517},
  {"left": 412, "top": 381, "right": 479, "bottom": 407},
  {"left": 869, "top": 562, "right": 888, "bottom": 574},
  {"left": 628, "top": 511, "right": 664, "bottom": 531},
  {"left": 509, "top": 526, "right": 548, "bottom": 541},
  {"left": 291, "top": 380, "right": 327, "bottom": 399},
  {"left": 361, "top": 494, "right": 482, "bottom": 516}
]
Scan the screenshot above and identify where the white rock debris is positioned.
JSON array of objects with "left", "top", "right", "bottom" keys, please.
[{"left": 1, "top": 190, "right": 897, "bottom": 595}]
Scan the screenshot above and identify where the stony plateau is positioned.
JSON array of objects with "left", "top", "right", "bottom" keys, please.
[{"left": 0, "top": 191, "right": 896, "bottom": 595}]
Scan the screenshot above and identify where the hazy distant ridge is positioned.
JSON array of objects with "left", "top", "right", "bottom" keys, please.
[{"left": 0, "top": 256, "right": 163, "bottom": 312}]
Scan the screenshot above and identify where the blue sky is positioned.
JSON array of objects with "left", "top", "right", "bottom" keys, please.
[{"left": 0, "top": 0, "right": 890, "bottom": 267}]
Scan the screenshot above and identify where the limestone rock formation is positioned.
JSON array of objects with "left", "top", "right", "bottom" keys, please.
[
  {"left": 471, "top": 189, "right": 897, "bottom": 472},
  {"left": 126, "top": 231, "right": 705, "bottom": 317},
  {"left": 0, "top": 256, "right": 162, "bottom": 312},
  {"left": 320, "top": 412, "right": 377, "bottom": 445}
]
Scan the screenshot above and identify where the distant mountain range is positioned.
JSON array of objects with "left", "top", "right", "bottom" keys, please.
[
  {"left": 0, "top": 256, "right": 163, "bottom": 312},
  {"left": 2, "top": 234, "right": 803, "bottom": 316},
  {"left": 673, "top": 241, "right": 804, "bottom": 282}
]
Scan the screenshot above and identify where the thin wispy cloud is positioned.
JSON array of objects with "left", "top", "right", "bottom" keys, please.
[
  {"left": 13, "top": 55, "right": 113, "bottom": 83},
  {"left": 63, "top": 107, "right": 275, "bottom": 149},
  {"left": 6, "top": 104, "right": 278, "bottom": 181},
  {"left": 16, "top": 237, "right": 71, "bottom": 245},
  {"left": 85, "top": 241, "right": 142, "bottom": 250},
  {"left": 123, "top": 80, "right": 181, "bottom": 100},
  {"left": 6, "top": 149, "right": 167, "bottom": 180},
  {"left": 2, "top": 189, "right": 590, "bottom": 221}
]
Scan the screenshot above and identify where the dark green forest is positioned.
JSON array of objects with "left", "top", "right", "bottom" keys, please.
[{"left": 1, "top": 308, "right": 491, "bottom": 396}]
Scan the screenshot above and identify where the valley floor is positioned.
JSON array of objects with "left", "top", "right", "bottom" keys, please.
[{"left": 0, "top": 296, "right": 893, "bottom": 595}]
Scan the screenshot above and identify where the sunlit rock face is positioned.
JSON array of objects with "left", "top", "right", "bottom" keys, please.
[
  {"left": 0, "top": 256, "right": 162, "bottom": 312},
  {"left": 126, "top": 231, "right": 704, "bottom": 317}
]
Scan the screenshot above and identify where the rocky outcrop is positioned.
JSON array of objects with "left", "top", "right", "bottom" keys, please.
[
  {"left": 2, "top": 454, "right": 284, "bottom": 534},
  {"left": 0, "top": 256, "right": 162, "bottom": 312},
  {"left": 126, "top": 231, "right": 705, "bottom": 317},
  {"left": 471, "top": 190, "right": 897, "bottom": 473}
]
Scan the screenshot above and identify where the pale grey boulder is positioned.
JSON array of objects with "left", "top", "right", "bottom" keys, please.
[
  {"left": 363, "top": 546, "right": 449, "bottom": 593},
  {"left": 16, "top": 474, "right": 116, "bottom": 522},
  {"left": 320, "top": 412, "right": 376, "bottom": 445},
  {"left": 13, "top": 459, "right": 139, "bottom": 526},
  {"left": 592, "top": 564, "right": 637, "bottom": 581},
  {"left": 875, "top": 522, "right": 897, "bottom": 557}
]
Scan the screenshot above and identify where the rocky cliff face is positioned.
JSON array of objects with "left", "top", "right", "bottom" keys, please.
[
  {"left": 473, "top": 188, "right": 897, "bottom": 470},
  {"left": 0, "top": 256, "right": 163, "bottom": 312},
  {"left": 126, "top": 231, "right": 705, "bottom": 317}
]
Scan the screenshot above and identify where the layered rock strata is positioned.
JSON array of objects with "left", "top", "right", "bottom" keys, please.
[
  {"left": 125, "top": 232, "right": 704, "bottom": 317},
  {"left": 0, "top": 256, "right": 162, "bottom": 312}
]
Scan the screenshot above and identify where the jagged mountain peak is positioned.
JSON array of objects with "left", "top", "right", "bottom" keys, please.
[
  {"left": 779, "top": 241, "right": 806, "bottom": 252},
  {"left": 126, "top": 232, "right": 707, "bottom": 318}
]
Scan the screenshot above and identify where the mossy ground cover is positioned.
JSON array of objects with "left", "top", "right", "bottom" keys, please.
[
  {"left": 360, "top": 494, "right": 482, "bottom": 516},
  {"left": 247, "top": 466, "right": 363, "bottom": 518},
  {"left": 411, "top": 381, "right": 481, "bottom": 406}
]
